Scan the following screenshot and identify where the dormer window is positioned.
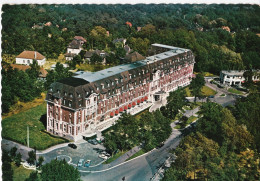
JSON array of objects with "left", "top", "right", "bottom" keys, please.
[
  {"left": 91, "top": 90, "right": 93, "bottom": 93},
  {"left": 97, "top": 87, "right": 99, "bottom": 91},
  {"left": 50, "top": 88, "right": 53, "bottom": 91},
  {"left": 129, "top": 75, "right": 132, "bottom": 79},
  {"left": 78, "top": 94, "right": 81, "bottom": 98},
  {"left": 112, "top": 81, "right": 114, "bottom": 86},
  {"left": 86, "top": 91, "right": 89, "bottom": 95},
  {"left": 64, "top": 92, "right": 67, "bottom": 96},
  {"left": 69, "top": 93, "right": 73, "bottom": 98},
  {"left": 108, "top": 83, "right": 110, "bottom": 87},
  {"left": 57, "top": 89, "right": 60, "bottom": 93}
]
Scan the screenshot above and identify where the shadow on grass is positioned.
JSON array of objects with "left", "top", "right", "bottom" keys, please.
[{"left": 40, "top": 114, "right": 47, "bottom": 129}]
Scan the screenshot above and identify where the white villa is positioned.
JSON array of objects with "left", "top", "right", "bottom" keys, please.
[
  {"left": 220, "top": 70, "right": 260, "bottom": 85},
  {"left": 16, "top": 51, "right": 46, "bottom": 66}
]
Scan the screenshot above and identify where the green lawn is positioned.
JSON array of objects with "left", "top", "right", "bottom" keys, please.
[
  {"left": 2, "top": 103, "right": 68, "bottom": 150},
  {"left": 185, "top": 86, "right": 217, "bottom": 97},
  {"left": 201, "top": 86, "right": 217, "bottom": 96},
  {"left": 12, "top": 162, "right": 34, "bottom": 181},
  {"left": 125, "top": 149, "right": 146, "bottom": 161},
  {"left": 76, "top": 63, "right": 113, "bottom": 72},
  {"left": 174, "top": 116, "right": 198, "bottom": 129},
  {"left": 103, "top": 151, "right": 127, "bottom": 164},
  {"left": 228, "top": 88, "right": 243, "bottom": 95}
]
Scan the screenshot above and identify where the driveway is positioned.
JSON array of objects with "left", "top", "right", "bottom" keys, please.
[{"left": 37, "top": 141, "right": 105, "bottom": 166}]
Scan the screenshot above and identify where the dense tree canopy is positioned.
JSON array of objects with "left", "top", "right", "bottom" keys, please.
[
  {"left": 2, "top": 4, "right": 259, "bottom": 73},
  {"left": 41, "top": 159, "right": 81, "bottom": 181}
]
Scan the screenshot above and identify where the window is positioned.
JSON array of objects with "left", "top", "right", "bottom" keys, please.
[
  {"left": 64, "top": 125, "right": 66, "bottom": 132},
  {"left": 97, "top": 87, "right": 99, "bottom": 91},
  {"left": 108, "top": 83, "right": 110, "bottom": 87},
  {"left": 63, "top": 99, "right": 66, "bottom": 104},
  {"left": 78, "top": 93, "right": 81, "bottom": 98},
  {"left": 129, "top": 75, "right": 132, "bottom": 79},
  {"left": 112, "top": 81, "right": 114, "bottom": 85},
  {"left": 64, "top": 92, "right": 67, "bottom": 96},
  {"left": 69, "top": 93, "right": 73, "bottom": 98},
  {"left": 69, "top": 101, "right": 72, "bottom": 107},
  {"left": 57, "top": 89, "right": 60, "bottom": 93},
  {"left": 94, "top": 97, "right": 97, "bottom": 101}
]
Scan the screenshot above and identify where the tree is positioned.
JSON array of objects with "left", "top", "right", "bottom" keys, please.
[
  {"left": 41, "top": 159, "right": 81, "bottom": 181},
  {"left": 90, "top": 53, "right": 103, "bottom": 64},
  {"left": 190, "top": 73, "right": 205, "bottom": 102},
  {"left": 115, "top": 47, "right": 126, "bottom": 59},
  {"left": 25, "top": 171, "right": 40, "bottom": 181},
  {"left": 2, "top": 149, "right": 14, "bottom": 181},
  {"left": 37, "top": 156, "right": 44, "bottom": 168},
  {"left": 15, "top": 153, "right": 22, "bottom": 167},
  {"left": 10, "top": 146, "right": 17, "bottom": 160},
  {"left": 72, "top": 55, "right": 83, "bottom": 65},
  {"left": 106, "top": 53, "right": 119, "bottom": 65},
  {"left": 27, "top": 59, "right": 40, "bottom": 79},
  {"left": 163, "top": 89, "right": 187, "bottom": 119},
  {"left": 27, "top": 150, "right": 36, "bottom": 166}
]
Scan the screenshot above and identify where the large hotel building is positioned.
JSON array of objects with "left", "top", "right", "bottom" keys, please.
[{"left": 46, "top": 44, "right": 195, "bottom": 141}]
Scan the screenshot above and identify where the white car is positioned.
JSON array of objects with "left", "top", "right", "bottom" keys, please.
[{"left": 98, "top": 154, "right": 108, "bottom": 160}]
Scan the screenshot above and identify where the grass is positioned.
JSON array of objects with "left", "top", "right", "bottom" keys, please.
[
  {"left": 76, "top": 63, "right": 113, "bottom": 72},
  {"left": 201, "top": 86, "right": 217, "bottom": 96},
  {"left": 12, "top": 162, "right": 34, "bottom": 181},
  {"left": 185, "top": 86, "right": 216, "bottom": 97},
  {"left": 202, "top": 72, "right": 217, "bottom": 77},
  {"left": 174, "top": 116, "right": 197, "bottom": 129},
  {"left": 134, "top": 108, "right": 150, "bottom": 120},
  {"left": 103, "top": 151, "right": 127, "bottom": 164},
  {"left": 2, "top": 103, "right": 68, "bottom": 150},
  {"left": 228, "top": 88, "right": 243, "bottom": 95},
  {"left": 184, "top": 87, "right": 192, "bottom": 97},
  {"left": 125, "top": 149, "right": 146, "bottom": 161},
  {"left": 2, "top": 92, "right": 46, "bottom": 119},
  {"left": 220, "top": 94, "right": 226, "bottom": 96}
]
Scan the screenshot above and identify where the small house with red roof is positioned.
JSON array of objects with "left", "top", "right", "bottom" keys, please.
[{"left": 16, "top": 51, "right": 46, "bottom": 66}]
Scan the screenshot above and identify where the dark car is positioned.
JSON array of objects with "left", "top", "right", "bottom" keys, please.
[
  {"left": 68, "top": 143, "right": 77, "bottom": 149},
  {"left": 208, "top": 95, "right": 215, "bottom": 98}
]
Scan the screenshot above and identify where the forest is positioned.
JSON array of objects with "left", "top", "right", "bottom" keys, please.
[{"left": 2, "top": 4, "right": 260, "bottom": 74}]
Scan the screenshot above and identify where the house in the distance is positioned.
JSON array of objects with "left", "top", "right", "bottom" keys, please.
[
  {"left": 65, "top": 36, "right": 86, "bottom": 61},
  {"left": 112, "top": 38, "right": 127, "bottom": 46},
  {"left": 124, "top": 51, "right": 145, "bottom": 63},
  {"left": 16, "top": 51, "right": 46, "bottom": 66},
  {"left": 84, "top": 50, "right": 108, "bottom": 64},
  {"left": 4, "top": 64, "right": 48, "bottom": 80}
]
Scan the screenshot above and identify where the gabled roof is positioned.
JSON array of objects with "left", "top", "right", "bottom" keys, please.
[
  {"left": 112, "top": 38, "right": 126, "bottom": 44},
  {"left": 125, "top": 51, "right": 145, "bottom": 62},
  {"left": 74, "top": 36, "right": 87, "bottom": 42},
  {"left": 16, "top": 51, "right": 45, "bottom": 60},
  {"left": 9, "top": 64, "right": 31, "bottom": 71},
  {"left": 68, "top": 40, "right": 82, "bottom": 49},
  {"left": 39, "top": 68, "right": 48, "bottom": 78}
]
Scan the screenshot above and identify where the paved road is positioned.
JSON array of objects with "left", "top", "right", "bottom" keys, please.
[{"left": 80, "top": 124, "right": 182, "bottom": 181}]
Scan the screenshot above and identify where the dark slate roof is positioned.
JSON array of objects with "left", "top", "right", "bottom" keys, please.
[
  {"left": 112, "top": 38, "right": 126, "bottom": 44},
  {"left": 57, "top": 77, "right": 89, "bottom": 87},
  {"left": 68, "top": 40, "right": 82, "bottom": 49},
  {"left": 125, "top": 51, "right": 145, "bottom": 62}
]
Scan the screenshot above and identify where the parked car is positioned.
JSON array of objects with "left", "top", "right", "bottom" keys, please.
[
  {"left": 84, "top": 160, "right": 91, "bottom": 167},
  {"left": 88, "top": 139, "right": 98, "bottom": 145},
  {"left": 208, "top": 95, "right": 215, "bottom": 98},
  {"left": 68, "top": 143, "right": 77, "bottom": 149},
  {"left": 77, "top": 159, "right": 84, "bottom": 167},
  {"left": 99, "top": 154, "right": 109, "bottom": 160},
  {"left": 101, "top": 151, "right": 110, "bottom": 157}
]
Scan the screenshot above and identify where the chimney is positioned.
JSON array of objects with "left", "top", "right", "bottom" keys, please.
[{"left": 34, "top": 51, "right": 37, "bottom": 59}]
